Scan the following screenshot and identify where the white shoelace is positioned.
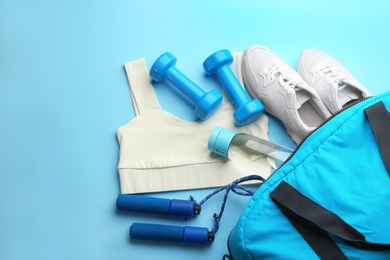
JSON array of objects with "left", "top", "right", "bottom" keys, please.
[
  {"left": 266, "top": 64, "right": 302, "bottom": 91},
  {"left": 319, "top": 64, "right": 348, "bottom": 88}
]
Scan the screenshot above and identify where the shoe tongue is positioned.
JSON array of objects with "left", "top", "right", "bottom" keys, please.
[
  {"left": 295, "top": 88, "right": 311, "bottom": 109},
  {"left": 337, "top": 80, "right": 361, "bottom": 107}
]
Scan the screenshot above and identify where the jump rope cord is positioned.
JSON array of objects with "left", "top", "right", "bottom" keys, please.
[{"left": 196, "top": 175, "right": 265, "bottom": 234}]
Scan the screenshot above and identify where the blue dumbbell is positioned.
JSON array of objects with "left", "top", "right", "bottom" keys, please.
[
  {"left": 150, "top": 52, "right": 223, "bottom": 120},
  {"left": 203, "top": 49, "right": 264, "bottom": 126}
]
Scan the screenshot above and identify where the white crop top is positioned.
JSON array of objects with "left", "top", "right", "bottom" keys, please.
[{"left": 117, "top": 52, "right": 270, "bottom": 194}]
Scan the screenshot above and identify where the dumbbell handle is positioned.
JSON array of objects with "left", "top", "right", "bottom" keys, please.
[
  {"left": 116, "top": 194, "right": 201, "bottom": 218},
  {"left": 130, "top": 223, "right": 214, "bottom": 244},
  {"left": 165, "top": 66, "right": 205, "bottom": 106},
  {"left": 216, "top": 65, "right": 250, "bottom": 107}
]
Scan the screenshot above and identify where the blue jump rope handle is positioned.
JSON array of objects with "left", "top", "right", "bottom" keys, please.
[
  {"left": 130, "top": 223, "right": 214, "bottom": 244},
  {"left": 116, "top": 194, "right": 200, "bottom": 218}
]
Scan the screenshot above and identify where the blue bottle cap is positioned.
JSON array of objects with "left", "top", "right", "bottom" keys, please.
[{"left": 208, "top": 127, "right": 237, "bottom": 158}]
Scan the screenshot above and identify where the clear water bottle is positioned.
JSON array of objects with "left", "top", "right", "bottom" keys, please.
[{"left": 208, "top": 127, "right": 293, "bottom": 176}]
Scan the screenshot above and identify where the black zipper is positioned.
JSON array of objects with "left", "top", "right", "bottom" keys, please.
[
  {"left": 224, "top": 229, "right": 234, "bottom": 260},
  {"left": 223, "top": 96, "right": 372, "bottom": 259}
]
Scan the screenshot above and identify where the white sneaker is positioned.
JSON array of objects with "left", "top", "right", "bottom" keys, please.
[
  {"left": 297, "top": 49, "right": 371, "bottom": 114},
  {"left": 242, "top": 45, "right": 331, "bottom": 144}
]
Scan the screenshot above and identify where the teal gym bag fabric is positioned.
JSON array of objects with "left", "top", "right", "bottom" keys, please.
[{"left": 227, "top": 92, "right": 390, "bottom": 260}]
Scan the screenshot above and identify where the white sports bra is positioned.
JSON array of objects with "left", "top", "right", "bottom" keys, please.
[{"left": 117, "top": 52, "right": 270, "bottom": 194}]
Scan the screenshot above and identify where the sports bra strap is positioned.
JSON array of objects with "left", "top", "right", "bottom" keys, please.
[
  {"left": 124, "top": 59, "right": 161, "bottom": 116},
  {"left": 219, "top": 52, "right": 244, "bottom": 106},
  {"left": 231, "top": 52, "right": 243, "bottom": 87}
]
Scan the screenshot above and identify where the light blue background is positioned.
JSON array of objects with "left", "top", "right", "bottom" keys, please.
[{"left": 1, "top": 1, "right": 389, "bottom": 259}]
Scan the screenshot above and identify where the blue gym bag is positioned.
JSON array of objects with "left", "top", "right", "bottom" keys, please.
[{"left": 225, "top": 92, "right": 390, "bottom": 259}]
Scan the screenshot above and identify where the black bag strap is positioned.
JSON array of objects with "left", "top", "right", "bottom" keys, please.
[
  {"left": 364, "top": 101, "right": 390, "bottom": 176},
  {"left": 270, "top": 181, "right": 390, "bottom": 260}
]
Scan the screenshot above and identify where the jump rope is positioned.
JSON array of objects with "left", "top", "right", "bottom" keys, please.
[{"left": 117, "top": 175, "right": 265, "bottom": 244}]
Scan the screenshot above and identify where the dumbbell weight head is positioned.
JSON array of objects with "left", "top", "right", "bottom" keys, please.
[
  {"left": 150, "top": 52, "right": 177, "bottom": 82},
  {"left": 234, "top": 99, "right": 264, "bottom": 126},
  {"left": 203, "top": 49, "right": 233, "bottom": 76},
  {"left": 194, "top": 89, "right": 223, "bottom": 120}
]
